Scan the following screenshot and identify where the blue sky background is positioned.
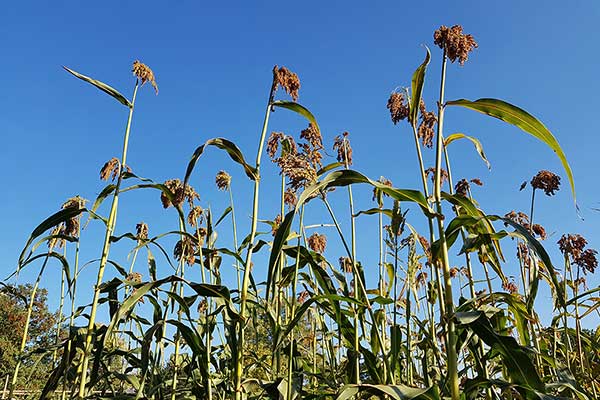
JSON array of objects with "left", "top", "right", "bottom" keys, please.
[{"left": 1, "top": 1, "right": 599, "bottom": 328}]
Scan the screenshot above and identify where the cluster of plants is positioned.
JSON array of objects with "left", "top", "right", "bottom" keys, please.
[{"left": 5, "top": 25, "right": 600, "bottom": 399}]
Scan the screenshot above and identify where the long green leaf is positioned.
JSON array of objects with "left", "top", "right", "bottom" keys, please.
[
  {"left": 446, "top": 98, "right": 576, "bottom": 206},
  {"left": 63, "top": 66, "right": 132, "bottom": 107},
  {"left": 184, "top": 137, "right": 258, "bottom": 183},
  {"left": 444, "top": 132, "right": 491, "bottom": 169},
  {"left": 272, "top": 100, "right": 320, "bottom": 134},
  {"left": 410, "top": 46, "right": 431, "bottom": 124},
  {"left": 337, "top": 384, "right": 439, "bottom": 400}
]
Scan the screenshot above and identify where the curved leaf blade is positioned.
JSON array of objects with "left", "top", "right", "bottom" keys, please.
[
  {"left": 410, "top": 46, "right": 431, "bottom": 124},
  {"left": 444, "top": 132, "right": 491, "bottom": 170},
  {"left": 446, "top": 98, "right": 575, "bottom": 206},
  {"left": 184, "top": 137, "right": 258, "bottom": 183},
  {"left": 63, "top": 66, "right": 131, "bottom": 107}
]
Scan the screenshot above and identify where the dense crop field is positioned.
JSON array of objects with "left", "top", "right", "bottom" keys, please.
[{"left": 3, "top": 25, "right": 599, "bottom": 400}]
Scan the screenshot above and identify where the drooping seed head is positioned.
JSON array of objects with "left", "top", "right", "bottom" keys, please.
[
  {"left": 267, "top": 132, "right": 285, "bottom": 160},
  {"left": 455, "top": 179, "right": 470, "bottom": 196},
  {"left": 387, "top": 92, "right": 409, "bottom": 124},
  {"left": 433, "top": 25, "right": 478, "bottom": 66},
  {"left": 333, "top": 132, "right": 353, "bottom": 166},
  {"left": 271, "top": 214, "right": 282, "bottom": 237},
  {"left": 273, "top": 65, "right": 300, "bottom": 101},
  {"left": 575, "top": 249, "right": 598, "bottom": 274},
  {"left": 174, "top": 236, "right": 197, "bottom": 266},
  {"left": 308, "top": 233, "right": 327, "bottom": 254},
  {"left": 532, "top": 224, "right": 547, "bottom": 240},
  {"left": 530, "top": 170, "right": 561, "bottom": 196},
  {"left": 339, "top": 256, "right": 353, "bottom": 273},
  {"left": 100, "top": 158, "right": 120, "bottom": 181},
  {"left": 418, "top": 101, "right": 437, "bottom": 148},
  {"left": 215, "top": 170, "right": 231, "bottom": 191},
  {"left": 132, "top": 60, "right": 158, "bottom": 94},
  {"left": 60, "top": 196, "right": 87, "bottom": 238},
  {"left": 136, "top": 222, "right": 149, "bottom": 241},
  {"left": 558, "top": 234, "right": 587, "bottom": 259},
  {"left": 187, "top": 206, "right": 204, "bottom": 227},
  {"left": 373, "top": 176, "right": 393, "bottom": 202},
  {"left": 284, "top": 188, "right": 297, "bottom": 209},
  {"left": 277, "top": 152, "right": 317, "bottom": 192},
  {"left": 300, "top": 123, "right": 323, "bottom": 152},
  {"left": 502, "top": 280, "right": 519, "bottom": 294},
  {"left": 425, "top": 167, "right": 449, "bottom": 184},
  {"left": 505, "top": 211, "right": 531, "bottom": 229},
  {"left": 161, "top": 179, "right": 200, "bottom": 209}
]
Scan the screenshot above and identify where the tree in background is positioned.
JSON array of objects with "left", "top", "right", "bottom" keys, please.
[{"left": 0, "top": 284, "right": 58, "bottom": 391}]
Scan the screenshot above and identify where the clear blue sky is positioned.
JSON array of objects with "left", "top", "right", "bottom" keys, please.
[{"left": 1, "top": 1, "right": 599, "bottom": 327}]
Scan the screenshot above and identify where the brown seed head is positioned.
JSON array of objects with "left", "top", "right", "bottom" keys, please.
[
  {"left": 136, "top": 222, "right": 149, "bottom": 240},
  {"left": 470, "top": 178, "right": 483, "bottom": 186},
  {"left": 418, "top": 235, "right": 432, "bottom": 263},
  {"left": 48, "top": 225, "right": 66, "bottom": 250},
  {"left": 126, "top": 272, "right": 143, "bottom": 283},
  {"left": 575, "top": 248, "right": 598, "bottom": 274},
  {"left": 517, "top": 242, "right": 530, "bottom": 262},
  {"left": 132, "top": 60, "right": 158, "bottom": 94},
  {"left": 277, "top": 152, "right": 317, "bottom": 192},
  {"left": 215, "top": 170, "right": 232, "bottom": 191},
  {"left": 455, "top": 179, "right": 470, "bottom": 196},
  {"left": 161, "top": 179, "right": 200, "bottom": 209},
  {"left": 284, "top": 188, "right": 297, "bottom": 209},
  {"left": 502, "top": 280, "right": 519, "bottom": 294},
  {"left": 273, "top": 65, "right": 300, "bottom": 101},
  {"left": 449, "top": 267, "right": 459, "bottom": 278},
  {"left": 187, "top": 206, "right": 204, "bottom": 227},
  {"left": 198, "top": 299, "right": 208, "bottom": 313},
  {"left": 271, "top": 214, "right": 282, "bottom": 236},
  {"left": 415, "top": 271, "right": 428, "bottom": 290},
  {"left": 174, "top": 236, "right": 197, "bottom": 266},
  {"left": 387, "top": 92, "right": 410, "bottom": 124},
  {"left": 425, "top": 167, "right": 449, "bottom": 184},
  {"left": 504, "top": 211, "right": 531, "bottom": 229},
  {"left": 60, "top": 196, "right": 87, "bottom": 238},
  {"left": 530, "top": 170, "right": 561, "bottom": 196},
  {"left": 100, "top": 157, "right": 120, "bottom": 181},
  {"left": 373, "top": 176, "right": 393, "bottom": 201},
  {"left": 333, "top": 132, "right": 353, "bottom": 166},
  {"left": 300, "top": 123, "right": 323, "bottom": 152},
  {"left": 558, "top": 234, "right": 587, "bottom": 259},
  {"left": 297, "top": 290, "right": 310, "bottom": 304},
  {"left": 532, "top": 224, "right": 547, "bottom": 240},
  {"left": 433, "top": 25, "right": 478, "bottom": 66},
  {"left": 267, "top": 132, "right": 285, "bottom": 160},
  {"left": 308, "top": 233, "right": 327, "bottom": 254},
  {"left": 418, "top": 101, "right": 437, "bottom": 148},
  {"left": 339, "top": 256, "right": 353, "bottom": 273}
]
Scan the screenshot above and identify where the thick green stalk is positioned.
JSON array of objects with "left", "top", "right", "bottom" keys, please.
[
  {"left": 433, "top": 52, "right": 459, "bottom": 400},
  {"left": 77, "top": 82, "right": 139, "bottom": 398},
  {"left": 235, "top": 80, "right": 275, "bottom": 399},
  {"left": 346, "top": 182, "right": 360, "bottom": 384}
]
